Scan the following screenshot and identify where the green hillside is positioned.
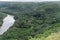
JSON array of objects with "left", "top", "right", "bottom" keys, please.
[{"left": 0, "top": 2, "right": 60, "bottom": 40}]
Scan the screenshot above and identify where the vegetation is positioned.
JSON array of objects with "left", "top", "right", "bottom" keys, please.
[{"left": 0, "top": 2, "right": 60, "bottom": 40}]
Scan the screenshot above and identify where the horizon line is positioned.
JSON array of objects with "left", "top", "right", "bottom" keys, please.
[{"left": 0, "top": 0, "right": 60, "bottom": 2}]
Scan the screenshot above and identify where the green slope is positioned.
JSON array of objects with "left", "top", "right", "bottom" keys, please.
[
  {"left": 0, "top": 2, "right": 60, "bottom": 40},
  {"left": 0, "top": 12, "right": 7, "bottom": 27}
]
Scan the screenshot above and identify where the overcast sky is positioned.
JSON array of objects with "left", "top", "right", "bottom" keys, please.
[{"left": 0, "top": 0, "right": 60, "bottom": 2}]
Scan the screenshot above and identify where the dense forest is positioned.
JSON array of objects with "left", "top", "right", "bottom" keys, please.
[{"left": 0, "top": 2, "right": 60, "bottom": 40}]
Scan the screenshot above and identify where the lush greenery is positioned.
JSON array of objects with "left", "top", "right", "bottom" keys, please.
[{"left": 0, "top": 2, "right": 60, "bottom": 40}]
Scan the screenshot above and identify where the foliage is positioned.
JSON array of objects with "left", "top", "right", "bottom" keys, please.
[{"left": 0, "top": 2, "right": 60, "bottom": 40}]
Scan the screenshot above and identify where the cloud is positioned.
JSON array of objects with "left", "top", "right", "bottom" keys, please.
[{"left": 0, "top": 0, "right": 60, "bottom": 2}]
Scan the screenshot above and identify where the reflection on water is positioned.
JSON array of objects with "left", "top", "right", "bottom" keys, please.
[{"left": 0, "top": 15, "right": 15, "bottom": 35}]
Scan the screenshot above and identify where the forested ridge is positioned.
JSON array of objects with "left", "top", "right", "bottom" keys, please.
[{"left": 0, "top": 2, "right": 60, "bottom": 40}]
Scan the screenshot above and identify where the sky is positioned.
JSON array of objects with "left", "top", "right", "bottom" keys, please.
[{"left": 0, "top": 0, "right": 60, "bottom": 2}]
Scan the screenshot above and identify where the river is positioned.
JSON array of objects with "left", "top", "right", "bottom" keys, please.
[{"left": 0, "top": 14, "right": 15, "bottom": 35}]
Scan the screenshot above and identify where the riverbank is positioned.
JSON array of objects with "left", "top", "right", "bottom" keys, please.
[{"left": 0, "top": 15, "right": 15, "bottom": 35}]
